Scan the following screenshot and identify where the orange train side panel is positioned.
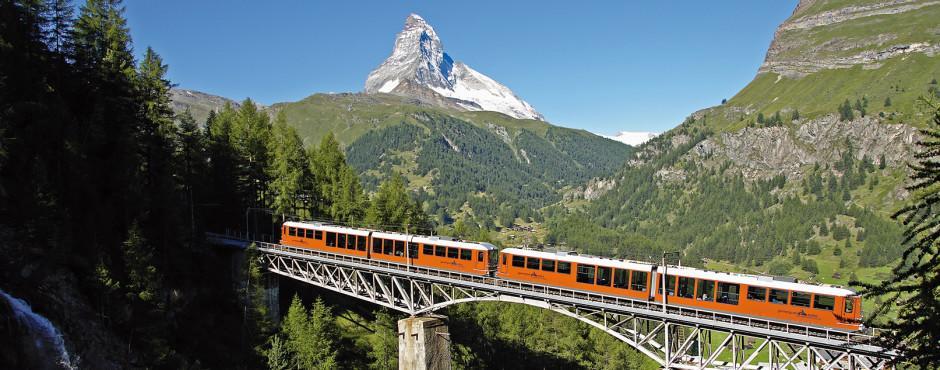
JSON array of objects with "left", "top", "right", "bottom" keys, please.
[
  {"left": 497, "top": 253, "right": 651, "bottom": 301},
  {"left": 650, "top": 278, "right": 860, "bottom": 331},
  {"left": 280, "top": 226, "right": 369, "bottom": 259}
]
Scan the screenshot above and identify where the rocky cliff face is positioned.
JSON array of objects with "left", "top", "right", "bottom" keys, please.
[
  {"left": 759, "top": 0, "right": 940, "bottom": 78},
  {"left": 364, "top": 14, "right": 544, "bottom": 121}
]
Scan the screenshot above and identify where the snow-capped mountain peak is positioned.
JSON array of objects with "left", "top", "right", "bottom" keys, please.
[
  {"left": 365, "top": 14, "right": 543, "bottom": 121},
  {"left": 602, "top": 131, "right": 660, "bottom": 146}
]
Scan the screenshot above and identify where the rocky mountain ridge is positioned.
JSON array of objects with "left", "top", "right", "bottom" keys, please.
[
  {"left": 364, "top": 14, "right": 543, "bottom": 121},
  {"left": 760, "top": 0, "right": 940, "bottom": 77}
]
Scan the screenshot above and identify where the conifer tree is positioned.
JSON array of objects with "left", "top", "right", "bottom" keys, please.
[
  {"left": 268, "top": 111, "right": 310, "bottom": 218},
  {"left": 856, "top": 100, "right": 940, "bottom": 367},
  {"left": 369, "top": 310, "right": 398, "bottom": 370}
]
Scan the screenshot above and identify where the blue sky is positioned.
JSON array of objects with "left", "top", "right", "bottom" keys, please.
[{"left": 125, "top": 1, "right": 797, "bottom": 134}]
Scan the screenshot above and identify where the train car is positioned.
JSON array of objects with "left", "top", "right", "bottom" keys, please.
[
  {"left": 411, "top": 235, "right": 497, "bottom": 275},
  {"left": 280, "top": 221, "right": 496, "bottom": 276},
  {"left": 653, "top": 266, "right": 862, "bottom": 331},
  {"left": 280, "top": 221, "right": 370, "bottom": 259},
  {"left": 498, "top": 248, "right": 655, "bottom": 301}
]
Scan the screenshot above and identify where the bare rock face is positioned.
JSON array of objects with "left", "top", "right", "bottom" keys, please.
[
  {"left": 689, "top": 115, "right": 919, "bottom": 180},
  {"left": 365, "top": 14, "right": 544, "bottom": 121},
  {"left": 759, "top": 0, "right": 940, "bottom": 78}
]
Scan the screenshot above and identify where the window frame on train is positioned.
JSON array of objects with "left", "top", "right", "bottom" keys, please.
[
  {"left": 769, "top": 289, "right": 788, "bottom": 305},
  {"left": 541, "top": 259, "right": 555, "bottom": 272},
  {"left": 697, "top": 279, "right": 715, "bottom": 301},
  {"left": 747, "top": 286, "right": 767, "bottom": 302},
  {"left": 576, "top": 264, "right": 596, "bottom": 284},
  {"left": 790, "top": 291, "right": 811, "bottom": 307},
  {"left": 306, "top": 229, "right": 314, "bottom": 239},
  {"left": 596, "top": 266, "right": 612, "bottom": 286},
  {"left": 631, "top": 271, "right": 648, "bottom": 291},
  {"left": 717, "top": 282, "right": 740, "bottom": 305},
  {"left": 526, "top": 257, "right": 540, "bottom": 270},
  {"left": 557, "top": 261, "right": 571, "bottom": 274},
  {"left": 423, "top": 244, "right": 434, "bottom": 256},
  {"left": 326, "top": 232, "right": 336, "bottom": 247},
  {"left": 613, "top": 269, "right": 629, "bottom": 289},
  {"left": 460, "top": 249, "right": 472, "bottom": 261},
  {"left": 814, "top": 294, "right": 835, "bottom": 311},
  {"left": 678, "top": 277, "right": 695, "bottom": 298},
  {"left": 511, "top": 255, "right": 525, "bottom": 267}
]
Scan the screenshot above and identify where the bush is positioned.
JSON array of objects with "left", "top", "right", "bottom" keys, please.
[
  {"left": 802, "top": 258, "right": 819, "bottom": 274},
  {"left": 768, "top": 260, "right": 793, "bottom": 275}
]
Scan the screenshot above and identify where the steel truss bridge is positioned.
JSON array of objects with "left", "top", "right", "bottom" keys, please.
[{"left": 208, "top": 233, "right": 895, "bottom": 370}]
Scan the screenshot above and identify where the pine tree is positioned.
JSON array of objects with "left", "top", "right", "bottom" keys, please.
[
  {"left": 369, "top": 310, "right": 399, "bottom": 370},
  {"left": 884, "top": 97, "right": 892, "bottom": 107},
  {"left": 856, "top": 100, "right": 940, "bottom": 367},
  {"left": 268, "top": 111, "right": 310, "bottom": 218},
  {"left": 265, "top": 334, "right": 291, "bottom": 370},
  {"left": 282, "top": 295, "right": 338, "bottom": 370}
]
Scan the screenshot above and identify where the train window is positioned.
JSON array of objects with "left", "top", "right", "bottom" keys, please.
[
  {"left": 557, "top": 262, "right": 571, "bottom": 274},
  {"left": 678, "top": 277, "right": 695, "bottom": 298},
  {"left": 596, "top": 267, "right": 612, "bottom": 286},
  {"left": 814, "top": 295, "right": 835, "bottom": 311},
  {"left": 447, "top": 247, "right": 459, "bottom": 259},
  {"left": 358, "top": 236, "right": 367, "bottom": 251},
  {"left": 512, "top": 255, "right": 525, "bottom": 267},
  {"left": 717, "top": 282, "right": 740, "bottom": 305},
  {"left": 631, "top": 271, "right": 648, "bottom": 291},
  {"left": 384, "top": 239, "right": 393, "bottom": 255},
  {"left": 541, "top": 259, "right": 555, "bottom": 272},
  {"left": 791, "top": 291, "right": 811, "bottom": 307},
  {"left": 697, "top": 279, "right": 715, "bottom": 301},
  {"left": 576, "top": 265, "right": 596, "bottom": 284},
  {"left": 613, "top": 269, "right": 629, "bottom": 289},
  {"left": 315, "top": 230, "right": 322, "bottom": 240},
  {"left": 435, "top": 245, "right": 446, "bottom": 257},
  {"left": 665, "top": 276, "right": 676, "bottom": 296},
  {"left": 306, "top": 229, "right": 314, "bottom": 239},
  {"left": 460, "top": 249, "right": 472, "bottom": 261},
  {"left": 337, "top": 234, "right": 347, "bottom": 249},
  {"left": 845, "top": 298, "right": 854, "bottom": 313},
  {"left": 408, "top": 243, "right": 419, "bottom": 258},
  {"left": 526, "top": 257, "right": 540, "bottom": 269},
  {"left": 394, "top": 241, "right": 405, "bottom": 256},
  {"left": 326, "top": 232, "right": 336, "bottom": 247},
  {"left": 372, "top": 238, "right": 382, "bottom": 253},
  {"left": 478, "top": 252, "right": 484, "bottom": 262},
  {"left": 502, "top": 254, "right": 507, "bottom": 265},
  {"left": 288, "top": 227, "right": 296, "bottom": 236},
  {"left": 423, "top": 244, "right": 434, "bottom": 255},
  {"left": 747, "top": 286, "right": 767, "bottom": 301},
  {"left": 769, "top": 289, "right": 788, "bottom": 304}
]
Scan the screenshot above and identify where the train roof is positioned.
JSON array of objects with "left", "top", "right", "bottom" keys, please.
[
  {"left": 502, "top": 248, "right": 655, "bottom": 272},
  {"left": 283, "top": 221, "right": 371, "bottom": 236},
  {"left": 412, "top": 235, "right": 496, "bottom": 251},
  {"left": 665, "top": 266, "right": 856, "bottom": 297}
]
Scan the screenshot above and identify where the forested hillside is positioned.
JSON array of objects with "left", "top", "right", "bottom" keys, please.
[
  {"left": 274, "top": 92, "right": 633, "bottom": 223},
  {"left": 546, "top": 0, "right": 939, "bottom": 319},
  {"left": 0, "top": 1, "right": 650, "bottom": 368}
]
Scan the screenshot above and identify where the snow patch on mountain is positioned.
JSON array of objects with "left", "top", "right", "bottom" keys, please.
[
  {"left": 602, "top": 131, "right": 660, "bottom": 146},
  {"left": 365, "top": 14, "right": 543, "bottom": 121}
]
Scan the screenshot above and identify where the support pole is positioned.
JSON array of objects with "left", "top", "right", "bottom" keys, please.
[{"left": 399, "top": 315, "right": 451, "bottom": 370}]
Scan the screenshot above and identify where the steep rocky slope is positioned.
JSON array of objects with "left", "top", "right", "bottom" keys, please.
[{"left": 566, "top": 0, "right": 938, "bottom": 297}]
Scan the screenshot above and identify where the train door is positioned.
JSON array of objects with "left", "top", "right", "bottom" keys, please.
[{"left": 406, "top": 236, "right": 419, "bottom": 267}]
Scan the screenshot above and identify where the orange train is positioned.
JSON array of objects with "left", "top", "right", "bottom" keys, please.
[{"left": 279, "top": 221, "right": 862, "bottom": 331}]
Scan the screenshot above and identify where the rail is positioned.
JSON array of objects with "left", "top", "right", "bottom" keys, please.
[{"left": 207, "top": 231, "right": 887, "bottom": 351}]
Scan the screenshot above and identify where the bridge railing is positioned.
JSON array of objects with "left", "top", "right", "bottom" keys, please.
[{"left": 210, "top": 231, "right": 884, "bottom": 348}]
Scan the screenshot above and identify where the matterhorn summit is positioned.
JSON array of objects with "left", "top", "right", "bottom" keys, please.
[{"left": 365, "top": 14, "right": 544, "bottom": 121}]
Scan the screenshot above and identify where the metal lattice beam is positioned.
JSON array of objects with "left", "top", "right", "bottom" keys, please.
[{"left": 218, "top": 235, "right": 896, "bottom": 370}]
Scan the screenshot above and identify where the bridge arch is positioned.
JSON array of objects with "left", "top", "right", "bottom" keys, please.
[
  {"left": 413, "top": 295, "right": 666, "bottom": 364},
  {"left": 208, "top": 235, "right": 895, "bottom": 370}
]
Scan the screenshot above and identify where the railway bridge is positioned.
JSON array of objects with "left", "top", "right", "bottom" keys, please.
[{"left": 207, "top": 232, "right": 895, "bottom": 370}]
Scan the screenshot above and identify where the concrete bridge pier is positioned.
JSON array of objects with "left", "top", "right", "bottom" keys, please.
[{"left": 398, "top": 315, "right": 451, "bottom": 370}]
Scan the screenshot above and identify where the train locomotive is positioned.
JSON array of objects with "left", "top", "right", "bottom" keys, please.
[{"left": 280, "top": 221, "right": 862, "bottom": 331}]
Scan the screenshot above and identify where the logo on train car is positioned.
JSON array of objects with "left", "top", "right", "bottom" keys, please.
[{"left": 779, "top": 309, "right": 818, "bottom": 319}]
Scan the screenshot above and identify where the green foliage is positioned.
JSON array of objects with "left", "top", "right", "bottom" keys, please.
[
  {"left": 265, "top": 334, "right": 291, "bottom": 370},
  {"left": 447, "top": 302, "right": 657, "bottom": 369},
  {"left": 884, "top": 96, "right": 892, "bottom": 107},
  {"left": 839, "top": 99, "right": 855, "bottom": 121},
  {"left": 367, "top": 310, "right": 398, "bottom": 370},
  {"left": 311, "top": 133, "right": 366, "bottom": 224},
  {"left": 856, "top": 100, "right": 940, "bottom": 368},
  {"left": 366, "top": 173, "right": 429, "bottom": 233},
  {"left": 281, "top": 295, "right": 339, "bottom": 370},
  {"left": 768, "top": 260, "right": 793, "bottom": 275},
  {"left": 268, "top": 112, "right": 312, "bottom": 217},
  {"left": 801, "top": 258, "right": 819, "bottom": 274}
]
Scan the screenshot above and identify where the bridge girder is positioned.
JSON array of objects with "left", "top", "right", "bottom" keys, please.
[{"left": 251, "top": 240, "right": 893, "bottom": 369}]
